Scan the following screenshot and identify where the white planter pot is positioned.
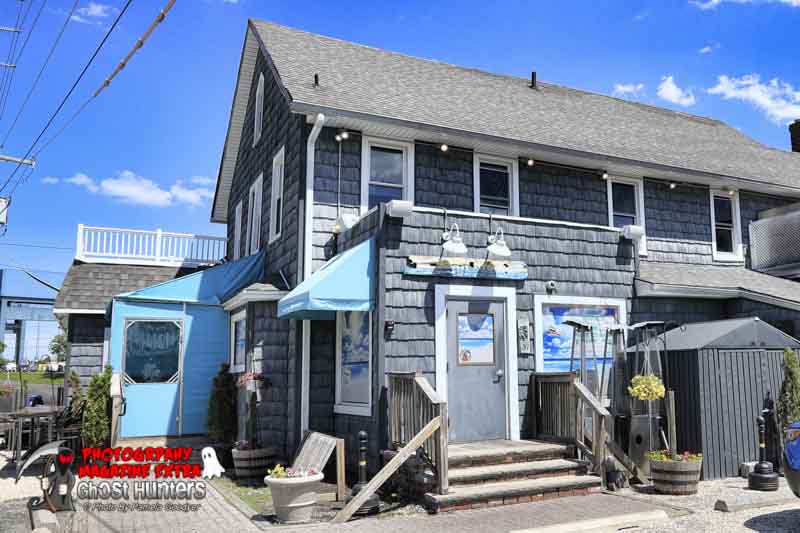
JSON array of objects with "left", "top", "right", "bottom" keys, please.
[{"left": 265, "top": 472, "right": 324, "bottom": 524}]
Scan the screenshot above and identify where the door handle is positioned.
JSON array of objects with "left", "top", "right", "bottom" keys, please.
[{"left": 493, "top": 368, "right": 504, "bottom": 384}]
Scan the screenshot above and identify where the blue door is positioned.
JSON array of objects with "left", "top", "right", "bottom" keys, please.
[{"left": 121, "top": 319, "right": 183, "bottom": 438}]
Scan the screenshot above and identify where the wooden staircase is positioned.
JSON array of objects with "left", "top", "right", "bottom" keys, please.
[{"left": 424, "top": 440, "right": 600, "bottom": 513}]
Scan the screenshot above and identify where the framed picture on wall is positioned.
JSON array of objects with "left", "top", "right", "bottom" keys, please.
[{"left": 533, "top": 295, "right": 627, "bottom": 373}]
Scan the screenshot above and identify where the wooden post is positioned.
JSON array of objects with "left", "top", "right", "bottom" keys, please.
[
  {"left": 438, "top": 401, "right": 449, "bottom": 495},
  {"left": 335, "top": 438, "right": 346, "bottom": 502},
  {"left": 666, "top": 390, "right": 677, "bottom": 456}
]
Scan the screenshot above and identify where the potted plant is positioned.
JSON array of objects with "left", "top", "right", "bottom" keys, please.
[
  {"left": 628, "top": 374, "right": 666, "bottom": 402},
  {"left": 231, "top": 393, "right": 275, "bottom": 477},
  {"left": 648, "top": 450, "right": 703, "bottom": 495},
  {"left": 265, "top": 464, "right": 324, "bottom": 524}
]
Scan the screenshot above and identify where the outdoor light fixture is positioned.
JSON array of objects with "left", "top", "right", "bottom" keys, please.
[
  {"left": 601, "top": 171, "right": 609, "bottom": 180},
  {"left": 442, "top": 223, "right": 467, "bottom": 255},
  {"left": 332, "top": 213, "right": 359, "bottom": 234},
  {"left": 340, "top": 131, "right": 349, "bottom": 140},
  {"left": 487, "top": 227, "right": 512, "bottom": 257},
  {"left": 527, "top": 158, "right": 535, "bottom": 166},
  {"left": 728, "top": 189, "right": 736, "bottom": 196},
  {"left": 669, "top": 182, "right": 678, "bottom": 190},
  {"left": 335, "top": 134, "right": 342, "bottom": 142},
  {"left": 440, "top": 144, "right": 449, "bottom": 152}
]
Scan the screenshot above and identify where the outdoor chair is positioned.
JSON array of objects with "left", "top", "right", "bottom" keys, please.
[{"left": 55, "top": 397, "right": 85, "bottom": 452}]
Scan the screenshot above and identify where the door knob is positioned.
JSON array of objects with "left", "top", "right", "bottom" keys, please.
[{"left": 493, "top": 368, "right": 504, "bottom": 383}]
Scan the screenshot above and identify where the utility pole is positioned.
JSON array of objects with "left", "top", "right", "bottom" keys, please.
[{"left": 0, "top": 154, "right": 34, "bottom": 166}]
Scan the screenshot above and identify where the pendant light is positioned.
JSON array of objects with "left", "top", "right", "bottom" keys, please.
[
  {"left": 442, "top": 223, "right": 467, "bottom": 255},
  {"left": 487, "top": 227, "right": 512, "bottom": 257}
]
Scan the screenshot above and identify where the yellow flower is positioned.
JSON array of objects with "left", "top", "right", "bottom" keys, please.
[{"left": 628, "top": 374, "right": 665, "bottom": 401}]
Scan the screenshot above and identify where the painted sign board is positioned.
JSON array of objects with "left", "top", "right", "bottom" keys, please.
[{"left": 404, "top": 256, "right": 528, "bottom": 280}]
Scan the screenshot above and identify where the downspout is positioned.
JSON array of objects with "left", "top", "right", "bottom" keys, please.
[{"left": 301, "top": 113, "right": 325, "bottom": 434}]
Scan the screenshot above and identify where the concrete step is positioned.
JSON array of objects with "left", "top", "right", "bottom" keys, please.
[
  {"left": 425, "top": 475, "right": 601, "bottom": 513},
  {"left": 448, "top": 458, "right": 587, "bottom": 486},
  {"left": 448, "top": 440, "right": 573, "bottom": 468}
]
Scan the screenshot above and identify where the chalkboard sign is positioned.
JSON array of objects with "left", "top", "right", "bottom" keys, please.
[{"left": 124, "top": 320, "right": 181, "bottom": 383}]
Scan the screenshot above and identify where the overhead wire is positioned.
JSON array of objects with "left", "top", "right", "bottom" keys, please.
[
  {"left": 0, "top": 0, "right": 134, "bottom": 197},
  {"left": 0, "top": 0, "right": 26, "bottom": 120},
  {"left": 0, "top": 0, "right": 79, "bottom": 149},
  {"left": 0, "top": 0, "right": 49, "bottom": 120}
]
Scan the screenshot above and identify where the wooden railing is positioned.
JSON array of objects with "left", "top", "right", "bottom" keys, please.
[
  {"left": 533, "top": 372, "right": 641, "bottom": 488},
  {"left": 387, "top": 371, "right": 449, "bottom": 495},
  {"left": 75, "top": 224, "right": 226, "bottom": 267}
]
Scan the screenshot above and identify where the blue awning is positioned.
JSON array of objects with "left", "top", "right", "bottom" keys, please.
[
  {"left": 115, "top": 252, "right": 265, "bottom": 306},
  {"left": 278, "top": 238, "right": 375, "bottom": 320}
]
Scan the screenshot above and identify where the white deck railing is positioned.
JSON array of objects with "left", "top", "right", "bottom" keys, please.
[{"left": 75, "top": 224, "right": 227, "bottom": 267}]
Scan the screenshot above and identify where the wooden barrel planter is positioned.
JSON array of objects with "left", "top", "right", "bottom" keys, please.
[
  {"left": 650, "top": 459, "right": 702, "bottom": 495},
  {"left": 231, "top": 448, "right": 275, "bottom": 478}
]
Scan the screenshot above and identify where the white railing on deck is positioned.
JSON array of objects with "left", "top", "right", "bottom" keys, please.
[{"left": 75, "top": 224, "right": 227, "bottom": 267}]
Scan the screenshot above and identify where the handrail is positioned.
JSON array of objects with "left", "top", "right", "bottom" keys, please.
[{"left": 387, "top": 371, "right": 449, "bottom": 495}]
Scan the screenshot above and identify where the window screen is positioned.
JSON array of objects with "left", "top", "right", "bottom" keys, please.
[
  {"left": 611, "top": 182, "right": 637, "bottom": 228},
  {"left": 714, "top": 196, "right": 734, "bottom": 253},
  {"left": 368, "top": 146, "right": 404, "bottom": 210},
  {"left": 479, "top": 162, "right": 510, "bottom": 215},
  {"left": 124, "top": 321, "right": 181, "bottom": 383}
]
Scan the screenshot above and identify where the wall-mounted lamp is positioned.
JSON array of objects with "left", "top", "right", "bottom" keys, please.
[
  {"left": 332, "top": 213, "right": 359, "bottom": 234},
  {"left": 487, "top": 227, "right": 512, "bottom": 257},
  {"left": 386, "top": 199, "right": 413, "bottom": 218},
  {"left": 669, "top": 182, "right": 678, "bottom": 190},
  {"left": 440, "top": 144, "right": 449, "bottom": 152},
  {"left": 601, "top": 171, "right": 609, "bottom": 180},
  {"left": 442, "top": 223, "right": 467, "bottom": 255},
  {"left": 526, "top": 158, "right": 535, "bottom": 167}
]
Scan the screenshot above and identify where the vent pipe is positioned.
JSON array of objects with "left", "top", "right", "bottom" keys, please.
[
  {"left": 790, "top": 119, "right": 800, "bottom": 153},
  {"left": 530, "top": 71, "right": 537, "bottom": 89}
]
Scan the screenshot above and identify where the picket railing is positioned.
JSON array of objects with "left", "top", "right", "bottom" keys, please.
[{"left": 75, "top": 224, "right": 226, "bottom": 267}]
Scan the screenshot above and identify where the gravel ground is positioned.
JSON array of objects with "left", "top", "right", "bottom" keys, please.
[{"left": 0, "top": 450, "right": 42, "bottom": 533}]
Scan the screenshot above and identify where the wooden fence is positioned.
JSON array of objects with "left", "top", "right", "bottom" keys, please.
[{"left": 530, "top": 372, "right": 577, "bottom": 442}]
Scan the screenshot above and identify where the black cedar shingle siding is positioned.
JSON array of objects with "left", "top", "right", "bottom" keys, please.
[
  {"left": 414, "top": 143, "right": 473, "bottom": 211},
  {"left": 519, "top": 162, "right": 607, "bottom": 225},
  {"left": 66, "top": 314, "right": 106, "bottom": 388},
  {"left": 629, "top": 298, "right": 726, "bottom": 326}
]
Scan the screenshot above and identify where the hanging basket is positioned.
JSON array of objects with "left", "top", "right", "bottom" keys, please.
[{"left": 628, "top": 374, "right": 665, "bottom": 402}]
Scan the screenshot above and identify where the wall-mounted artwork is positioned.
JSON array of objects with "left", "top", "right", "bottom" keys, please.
[
  {"left": 533, "top": 296, "right": 626, "bottom": 374},
  {"left": 457, "top": 313, "right": 496, "bottom": 365},
  {"left": 338, "top": 311, "right": 371, "bottom": 405}
]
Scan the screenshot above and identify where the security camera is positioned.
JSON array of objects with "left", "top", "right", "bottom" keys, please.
[{"left": 545, "top": 280, "right": 557, "bottom": 293}]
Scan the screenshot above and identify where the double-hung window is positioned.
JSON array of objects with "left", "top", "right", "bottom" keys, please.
[
  {"left": 233, "top": 200, "right": 243, "bottom": 260},
  {"left": 269, "top": 147, "right": 285, "bottom": 243},
  {"left": 334, "top": 311, "right": 372, "bottom": 416},
  {"left": 473, "top": 155, "right": 519, "bottom": 216},
  {"left": 710, "top": 189, "right": 742, "bottom": 261},
  {"left": 229, "top": 310, "right": 246, "bottom": 373},
  {"left": 247, "top": 174, "right": 263, "bottom": 254},
  {"left": 361, "top": 137, "right": 413, "bottom": 213},
  {"left": 253, "top": 73, "right": 264, "bottom": 146},
  {"left": 606, "top": 176, "right": 647, "bottom": 254}
]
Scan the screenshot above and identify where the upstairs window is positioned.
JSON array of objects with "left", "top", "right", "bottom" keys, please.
[
  {"left": 361, "top": 137, "right": 413, "bottom": 213},
  {"left": 253, "top": 73, "right": 264, "bottom": 146},
  {"left": 710, "top": 189, "right": 742, "bottom": 261},
  {"left": 473, "top": 155, "right": 518, "bottom": 216},
  {"left": 233, "top": 200, "right": 243, "bottom": 260},
  {"left": 269, "top": 147, "right": 285, "bottom": 243},
  {"left": 606, "top": 176, "right": 646, "bottom": 254},
  {"left": 247, "top": 174, "right": 263, "bottom": 254}
]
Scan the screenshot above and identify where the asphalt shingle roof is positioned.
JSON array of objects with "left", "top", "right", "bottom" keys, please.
[
  {"left": 658, "top": 318, "right": 800, "bottom": 351},
  {"left": 251, "top": 20, "right": 800, "bottom": 190},
  {"left": 54, "top": 262, "right": 197, "bottom": 312},
  {"left": 638, "top": 262, "right": 800, "bottom": 306}
]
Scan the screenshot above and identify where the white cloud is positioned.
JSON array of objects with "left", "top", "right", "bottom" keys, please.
[
  {"left": 657, "top": 76, "right": 697, "bottom": 107},
  {"left": 190, "top": 176, "right": 215, "bottom": 186},
  {"left": 707, "top": 74, "right": 800, "bottom": 124},
  {"left": 698, "top": 42, "right": 721, "bottom": 54},
  {"left": 66, "top": 173, "right": 99, "bottom": 193},
  {"left": 41, "top": 176, "right": 59, "bottom": 184},
  {"left": 613, "top": 83, "right": 645, "bottom": 98},
  {"left": 71, "top": 2, "right": 118, "bottom": 25},
  {"left": 633, "top": 11, "right": 649, "bottom": 21},
  {"left": 691, "top": 0, "right": 800, "bottom": 9},
  {"left": 63, "top": 170, "right": 214, "bottom": 208}
]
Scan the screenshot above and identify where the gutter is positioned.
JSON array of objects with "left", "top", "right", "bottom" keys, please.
[{"left": 300, "top": 112, "right": 325, "bottom": 435}]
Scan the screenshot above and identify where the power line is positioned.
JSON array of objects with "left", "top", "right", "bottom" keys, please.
[
  {"left": 0, "top": 0, "right": 79, "bottom": 149},
  {"left": 0, "top": 241, "right": 72, "bottom": 250},
  {"left": 0, "top": 0, "right": 133, "bottom": 197},
  {"left": 0, "top": 0, "right": 49, "bottom": 120},
  {"left": 0, "top": 263, "right": 65, "bottom": 275},
  {"left": 0, "top": 0, "right": 26, "bottom": 119}
]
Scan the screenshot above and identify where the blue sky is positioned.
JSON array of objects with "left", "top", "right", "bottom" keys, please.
[{"left": 0, "top": 0, "right": 798, "bottom": 297}]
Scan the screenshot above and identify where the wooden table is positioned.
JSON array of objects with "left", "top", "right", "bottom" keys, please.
[{"left": 11, "top": 405, "right": 62, "bottom": 466}]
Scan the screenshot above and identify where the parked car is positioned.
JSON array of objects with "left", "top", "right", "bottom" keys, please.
[{"left": 786, "top": 421, "right": 800, "bottom": 498}]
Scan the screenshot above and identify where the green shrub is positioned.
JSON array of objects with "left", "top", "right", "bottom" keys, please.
[
  {"left": 82, "top": 365, "right": 112, "bottom": 448},
  {"left": 207, "top": 364, "right": 237, "bottom": 443},
  {"left": 778, "top": 348, "right": 800, "bottom": 430}
]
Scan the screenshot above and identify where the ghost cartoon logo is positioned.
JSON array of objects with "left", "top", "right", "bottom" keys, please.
[
  {"left": 15, "top": 440, "right": 76, "bottom": 512},
  {"left": 200, "top": 447, "right": 225, "bottom": 479}
]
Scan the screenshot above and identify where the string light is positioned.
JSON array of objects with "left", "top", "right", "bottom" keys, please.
[{"left": 440, "top": 144, "right": 448, "bottom": 152}]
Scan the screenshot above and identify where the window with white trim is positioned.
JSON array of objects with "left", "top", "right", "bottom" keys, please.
[
  {"left": 361, "top": 137, "right": 414, "bottom": 213},
  {"left": 233, "top": 200, "right": 243, "bottom": 260},
  {"left": 253, "top": 73, "right": 264, "bottom": 147},
  {"left": 229, "top": 310, "right": 246, "bottom": 373},
  {"left": 606, "top": 176, "right": 647, "bottom": 254},
  {"left": 335, "top": 311, "right": 372, "bottom": 416},
  {"left": 247, "top": 174, "right": 263, "bottom": 254},
  {"left": 473, "top": 155, "right": 519, "bottom": 216},
  {"left": 710, "top": 189, "right": 743, "bottom": 261},
  {"left": 269, "top": 147, "right": 285, "bottom": 243}
]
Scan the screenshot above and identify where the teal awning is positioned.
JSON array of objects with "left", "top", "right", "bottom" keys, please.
[
  {"left": 115, "top": 252, "right": 265, "bottom": 306},
  {"left": 278, "top": 238, "right": 375, "bottom": 320}
]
